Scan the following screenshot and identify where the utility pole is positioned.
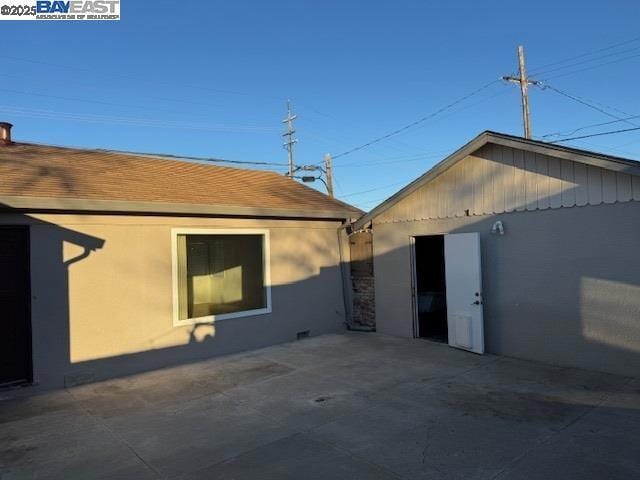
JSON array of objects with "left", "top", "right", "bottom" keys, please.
[
  {"left": 502, "top": 45, "right": 539, "bottom": 139},
  {"left": 324, "top": 153, "right": 334, "bottom": 197},
  {"left": 282, "top": 100, "right": 297, "bottom": 177}
]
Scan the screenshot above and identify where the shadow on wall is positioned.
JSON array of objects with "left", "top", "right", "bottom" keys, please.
[
  {"left": 1, "top": 210, "right": 105, "bottom": 390},
  {"left": 372, "top": 192, "right": 640, "bottom": 377},
  {"left": 68, "top": 260, "right": 345, "bottom": 388},
  {"left": 0, "top": 207, "right": 348, "bottom": 391}
]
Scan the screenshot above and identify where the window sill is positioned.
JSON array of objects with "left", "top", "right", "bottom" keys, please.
[{"left": 173, "top": 306, "right": 272, "bottom": 327}]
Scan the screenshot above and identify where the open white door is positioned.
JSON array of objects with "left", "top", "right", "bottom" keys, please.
[{"left": 444, "top": 232, "right": 484, "bottom": 354}]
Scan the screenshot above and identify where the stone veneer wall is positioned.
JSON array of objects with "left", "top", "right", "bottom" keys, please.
[{"left": 351, "top": 276, "right": 375, "bottom": 329}]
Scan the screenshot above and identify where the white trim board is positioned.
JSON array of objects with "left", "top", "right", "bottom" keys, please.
[{"left": 171, "top": 228, "right": 272, "bottom": 327}]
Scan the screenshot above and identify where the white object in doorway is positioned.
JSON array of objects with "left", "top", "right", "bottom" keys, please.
[{"left": 444, "top": 232, "right": 485, "bottom": 354}]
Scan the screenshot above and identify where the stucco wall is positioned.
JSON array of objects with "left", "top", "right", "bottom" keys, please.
[
  {"left": 0, "top": 213, "right": 348, "bottom": 390},
  {"left": 372, "top": 201, "right": 640, "bottom": 377}
]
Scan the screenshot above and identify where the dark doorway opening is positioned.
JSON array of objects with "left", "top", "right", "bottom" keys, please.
[
  {"left": 414, "top": 235, "right": 448, "bottom": 342},
  {"left": 0, "top": 226, "right": 32, "bottom": 386}
]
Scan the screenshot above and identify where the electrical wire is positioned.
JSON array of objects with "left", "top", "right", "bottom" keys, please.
[
  {"left": 356, "top": 194, "right": 396, "bottom": 209},
  {"left": 339, "top": 179, "right": 412, "bottom": 199},
  {"left": 2, "top": 88, "right": 228, "bottom": 117},
  {"left": 0, "top": 105, "right": 280, "bottom": 134},
  {"left": 337, "top": 154, "right": 446, "bottom": 168},
  {"left": 548, "top": 126, "right": 640, "bottom": 143},
  {"left": 96, "top": 148, "right": 288, "bottom": 167},
  {"left": 540, "top": 85, "right": 637, "bottom": 125},
  {"left": 18, "top": 140, "right": 289, "bottom": 167},
  {"left": 0, "top": 72, "right": 221, "bottom": 109},
  {"left": 326, "top": 79, "right": 501, "bottom": 162},
  {"left": 0, "top": 54, "right": 283, "bottom": 102},
  {"left": 529, "top": 37, "right": 640, "bottom": 75},
  {"left": 541, "top": 52, "right": 640, "bottom": 81},
  {"left": 532, "top": 46, "right": 640, "bottom": 77},
  {"left": 541, "top": 115, "right": 640, "bottom": 139}
]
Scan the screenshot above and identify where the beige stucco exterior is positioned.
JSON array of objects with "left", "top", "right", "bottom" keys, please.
[{"left": 0, "top": 212, "right": 349, "bottom": 389}]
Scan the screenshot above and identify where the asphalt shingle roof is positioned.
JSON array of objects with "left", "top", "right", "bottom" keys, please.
[{"left": 0, "top": 143, "right": 360, "bottom": 217}]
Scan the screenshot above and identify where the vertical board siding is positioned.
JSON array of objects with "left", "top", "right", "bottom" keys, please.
[
  {"left": 349, "top": 231, "right": 374, "bottom": 277},
  {"left": 574, "top": 163, "right": 589, "bottom": 206},
  {"left": 471, "top": 155, "right": 483, "bottom": 215},
  {"left": 416, "top": 181, "right": 427, "bottom": 220},
  {"left": 602, "top": 169, "right": 617, "bottom": 204},
  {"left": 503, "top": 146, "right": 517, "bottom": 212},
  {"left": 513, "top": 149, "right": 526, "bottom": 211},
  {"left": 525, "top": 151, "right": 538, "bottom": 211},
  {"left": 493, "top": 146, "right": 507, "bottom": 213},
  {"left": 459, "top": 156, "right": 473, "bottom": 216},
  {"left": 548, "top": 156, "right": 563, "bottom": 209},
  {"left": 376, "top": 145, "right": 639, "bottom": 223},
  {"left": 617, "top": 173, "right": 632, "bottom": 202},
  {"left": 587, "top": 166, "right": 603, "bottom": 205},
  {"left": 436, "top": 176, "right": 446, "bottom": 219},
  {"left": 561, "top": 159, "right": 576, "bottom": 207},
  {"left": 486, "top": 153, "right": 497, "bottom": 214},
  {"left": 425, "top": 176, "right": 436, "bottom": 219},
  {"left": 483, "top": 145, "right": 497, "bottom": 214},
  {"left": 633, "top": 175, "right": 640, "bottom": 201},
  {"left": 536, "top": 154, "right": 551, "bottom": 210},
  {"left": 447, "top": 165, "right": 457, "bottom": 218}
]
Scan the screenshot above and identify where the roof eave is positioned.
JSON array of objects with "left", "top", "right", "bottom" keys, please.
[{"left": 0, "top": 195, "right": 358, "bottom": 221}]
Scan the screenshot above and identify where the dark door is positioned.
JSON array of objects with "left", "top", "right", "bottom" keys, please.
[{"left": 0, "top": 226, "right": 32, "bottom": 385}]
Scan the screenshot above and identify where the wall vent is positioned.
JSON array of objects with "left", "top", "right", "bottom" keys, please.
[{"left": 296, "top": 330, "right": 310, "bottom": 340}]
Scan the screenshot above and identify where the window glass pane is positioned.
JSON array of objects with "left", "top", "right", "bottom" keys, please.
[{"left": 176, "top": 234, "right": 266, "bottom": 321}]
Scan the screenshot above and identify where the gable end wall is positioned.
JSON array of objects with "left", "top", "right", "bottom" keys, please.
[{"left": 375, "top": 144, "right": 640, "bottom": 224}]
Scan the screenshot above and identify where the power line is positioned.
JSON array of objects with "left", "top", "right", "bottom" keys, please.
[
  {"left": 18, "top": 140, "right": 289, "bottom": 168},
  {"left": 0, "top": 72, "right": 223, "bottom": 109},
  {"left": 548, "top": 126, "right": 640, "bottom": 143},
  {"left": 0, "top": 105, "right": 280, "bottom": 133},
  {"left": 541, "top": 52, "right": 640, "bottom": 81},
  {"left": 356, "top": 194, "right": 396, "bottom": 209},
  {"left": 2, "top": 88, "right": 228, "bottom": 117},
  {"left": 97, "top": 148, "right": 289, "bottom": 167},
  {"left": 326, "top": 79, "right": 501, "bottom": 162},
  {"left": 529, "top": 36, "right": 640, "bottom": 75},
  {"left": 540, "top": 115, "right": 640, "bottom": 139},
  {"left": 306, "top": 87, "right": 508, "bottom": 165},
  {"left": 302, "top": 112, "right": 427, "bottom": 158},
  {"left": 339, "top": 179, "right": 411, "bottom": 199},
  {"left": 533, "top": 45, "right": 640, "bottom": 77},
  {"left": 541, "top": 85, "right": 638, "bottom": 126},
  {"left": 0, "top": 54, "right": 284, "bottom": 102},
  {"left": 336, "top": 150, "right": 452, "bottom": 168}
]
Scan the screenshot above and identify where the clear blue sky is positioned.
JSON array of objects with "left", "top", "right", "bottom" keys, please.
[{"left": 4, "top": 1, "right": 640, "bottom": 210}]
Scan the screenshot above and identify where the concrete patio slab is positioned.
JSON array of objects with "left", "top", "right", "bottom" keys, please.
[{"left": 1, "top": 333, "right": 638, "bottom": 479}]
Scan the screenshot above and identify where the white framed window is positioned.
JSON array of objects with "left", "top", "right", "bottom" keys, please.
[{"left": 171, "top": 228, "right": 271, "bottom": 326}]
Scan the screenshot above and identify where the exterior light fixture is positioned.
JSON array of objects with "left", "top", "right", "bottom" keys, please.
[{"left": 491, "top": 220, "right": 505, "bottom": 235}]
